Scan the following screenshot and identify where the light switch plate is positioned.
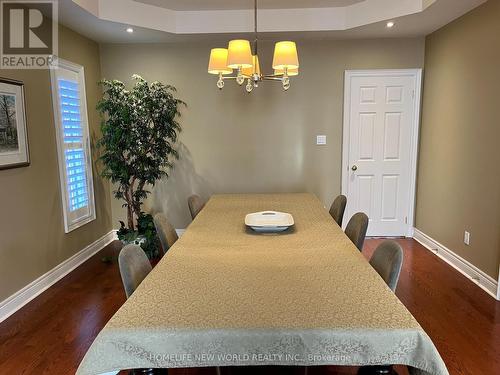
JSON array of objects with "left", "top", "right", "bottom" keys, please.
[
  {"left": 464, "top": 231, "right": 471, "bottom": 246},
  {"left": 316, "top": 135, "right": 327, "bottom": 145}
]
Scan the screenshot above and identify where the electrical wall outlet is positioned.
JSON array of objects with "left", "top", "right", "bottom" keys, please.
[{"left": 464, "top": 231, "right": 471, "bottom": 246}]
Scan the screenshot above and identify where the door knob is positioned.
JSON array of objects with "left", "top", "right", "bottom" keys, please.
[{"left": 351, "top": 165, "right": 358, "bottom": 171}]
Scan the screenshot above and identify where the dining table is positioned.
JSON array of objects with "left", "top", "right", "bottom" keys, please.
[{"left": 77, "top": 193, "right": 449, "bottom": 375}]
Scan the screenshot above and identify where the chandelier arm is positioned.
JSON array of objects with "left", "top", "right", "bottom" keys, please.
[
  {"left": 220, "top": 74, "right": 252, "bottom": 80},
  {"left": 222, "top": 76, "right": 285, "bottom": 82},
  {"left": 262, "top": 76, "right": 286, "bottom": 82}
]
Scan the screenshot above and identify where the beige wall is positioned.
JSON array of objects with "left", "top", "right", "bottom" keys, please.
[
  {"left": 0, "top": 25, "right": 112, "bottom": 302},
  {"left": 100, "top": 38, "right": 425, "bottom": 229},
  {"left": 416, "top": 0, "right": 500, "bottom": 279}
]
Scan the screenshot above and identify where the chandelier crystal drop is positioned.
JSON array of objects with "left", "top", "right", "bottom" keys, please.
[{"left": 207, "top": 0, "right": 299, "bottom": 93}]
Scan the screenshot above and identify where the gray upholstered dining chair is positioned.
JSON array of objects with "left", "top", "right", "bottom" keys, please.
[
  {"left": 119, "top": 245, "right": 156, "bottom": 375},
  {"left": 118, "top": 244, "right": 152, "bottom": 299},
  {"left": 329, "top": 194, "right": 347, "bottom": 226},
  {"left": 344, "top": 212, "right": 369, "bottom": 251},
  {"left": 154, "top": 213, "right": 179, "bottom": 253},
  {"left": 369, "top": 240, "right": 404, "bottom": 292},
  {"left": 188, "top": 194, "right": 205, "bottom": 220},
  {"left": 358, "top": 241, "right": 404, "bottom": 375}
]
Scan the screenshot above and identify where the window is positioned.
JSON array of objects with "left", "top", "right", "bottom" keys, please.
[{"left": 50, "top": 59, "right": 95, "bottom": 233}]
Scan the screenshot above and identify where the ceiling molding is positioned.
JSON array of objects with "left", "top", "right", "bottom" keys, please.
[
  {"left": 135, "top": 0, "right": 365, "bottom": 11},
  {"left": 63, "top": 0, "right": 487, "bottom": 43},
  {"left": 72, "top": 0, "right": 437, "bottom": 34}
]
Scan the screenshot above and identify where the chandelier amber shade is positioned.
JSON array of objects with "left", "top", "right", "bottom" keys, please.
[
  {"left": 274, "top": 67, "right": 299, "bottom": 76},
  {"left": 208, "top": 48, "right": 233, "bottom": 75},
  {"left": 272, "top": 41, "right": 299, "bottom": 70},
  {"left": 242, "top": 55, "right": 261, "bottom": 76},
  {"left": 227, "top": 40, "right": 253, "bottom": 69}
]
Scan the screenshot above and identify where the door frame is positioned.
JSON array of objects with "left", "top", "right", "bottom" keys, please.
[{"left": 341, "top": 69, "right": 423, "bottom": 237}]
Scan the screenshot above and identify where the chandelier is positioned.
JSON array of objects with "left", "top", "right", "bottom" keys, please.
[{"left": 207, "top": 0, "right": 299, "bottom": 93}]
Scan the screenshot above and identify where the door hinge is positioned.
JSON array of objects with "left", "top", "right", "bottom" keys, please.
[{"left": 405, "top": 216, "right": 408, "bottom": 224}]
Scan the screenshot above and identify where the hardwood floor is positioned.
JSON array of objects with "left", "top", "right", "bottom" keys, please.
[{"left": 0, "top": 239, "right": 498, "bottom": 375}]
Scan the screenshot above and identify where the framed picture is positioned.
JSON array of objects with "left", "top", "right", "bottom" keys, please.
[{"left": 0, "top": 78, "right": 29, "bottom": 169}]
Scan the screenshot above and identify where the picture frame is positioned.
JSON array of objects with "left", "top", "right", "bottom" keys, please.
[{"left": 0, "top": 78, "right": 29, "bottom": 170}]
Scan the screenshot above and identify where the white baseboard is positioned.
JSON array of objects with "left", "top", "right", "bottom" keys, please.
[
  {"left": 413, "top": 228, "right": 499, "bottom": 300},
  {"left": 498, "top": 265, "right": 500, "bottom": 300},
  {"left": 0, "top": 230, "right": 117, "bottom": 323}
]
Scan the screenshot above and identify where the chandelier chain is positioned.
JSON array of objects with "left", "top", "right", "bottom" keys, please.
[{"left": 254, "top": 0, "right": 258, "bottom": 55}]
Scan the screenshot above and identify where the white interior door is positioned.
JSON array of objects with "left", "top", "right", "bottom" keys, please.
[{"left": 342, "top": 70, "right": 421, "bottom": 237}]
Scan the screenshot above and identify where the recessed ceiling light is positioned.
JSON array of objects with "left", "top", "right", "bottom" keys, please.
[
  {"left": 386, "top": 21, "right": 395, "bottom": 28},
  {"left": 126, "top": 27, "right": 134, "bottom": 33}
]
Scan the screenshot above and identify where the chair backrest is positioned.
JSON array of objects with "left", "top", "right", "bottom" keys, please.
[
  {"left": 118, "top": 244, "right": 152, "bottom": 298},
  {"left": 153, "top": 213, "right": 178, "bottom": 253},
  {"left": 329, "top": 195, "right": 347, "bottom": 226},
  {"left": 345, "top": 212, "right": 369, "bottom": 251},
  {"left": 188, "top": 194, "right": 205, "bottom": 220},
  {"left": 369, "top": 240, "right": 404, "bottom": 292}
]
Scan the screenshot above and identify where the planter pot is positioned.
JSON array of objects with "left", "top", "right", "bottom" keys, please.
[
  {"left": 120, "top": 234, "right": 147, "bottom": 247},
  {"left": 120, "top": 235, "right": 162, "bottom": 266}
]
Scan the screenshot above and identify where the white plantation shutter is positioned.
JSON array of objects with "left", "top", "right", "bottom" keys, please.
[{"left": 51, "top": 59, "right": 95, "bottom": 233}]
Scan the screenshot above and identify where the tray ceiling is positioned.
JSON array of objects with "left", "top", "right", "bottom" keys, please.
[
  {"left": 65, "top": 0, "right": 487, "bottom": 43},
  {"left": 134, "top": 0, "right": 364, "bottom": 11}
]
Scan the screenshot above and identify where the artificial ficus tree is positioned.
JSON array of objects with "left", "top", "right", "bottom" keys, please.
[{"left": 97, "top": 75, "right": 185, "bottom": 231}]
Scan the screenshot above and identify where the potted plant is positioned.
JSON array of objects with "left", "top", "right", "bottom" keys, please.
[{"left": 97, "top": 74, "right": 185, "bottom": 259}]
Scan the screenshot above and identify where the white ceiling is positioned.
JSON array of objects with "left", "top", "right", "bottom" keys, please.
[
  {"left": 134, "top": 0, "right": 364, "bottom": 11},
  {"left": 60, "top": 0, "right": 487, "bottom": 43}
]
